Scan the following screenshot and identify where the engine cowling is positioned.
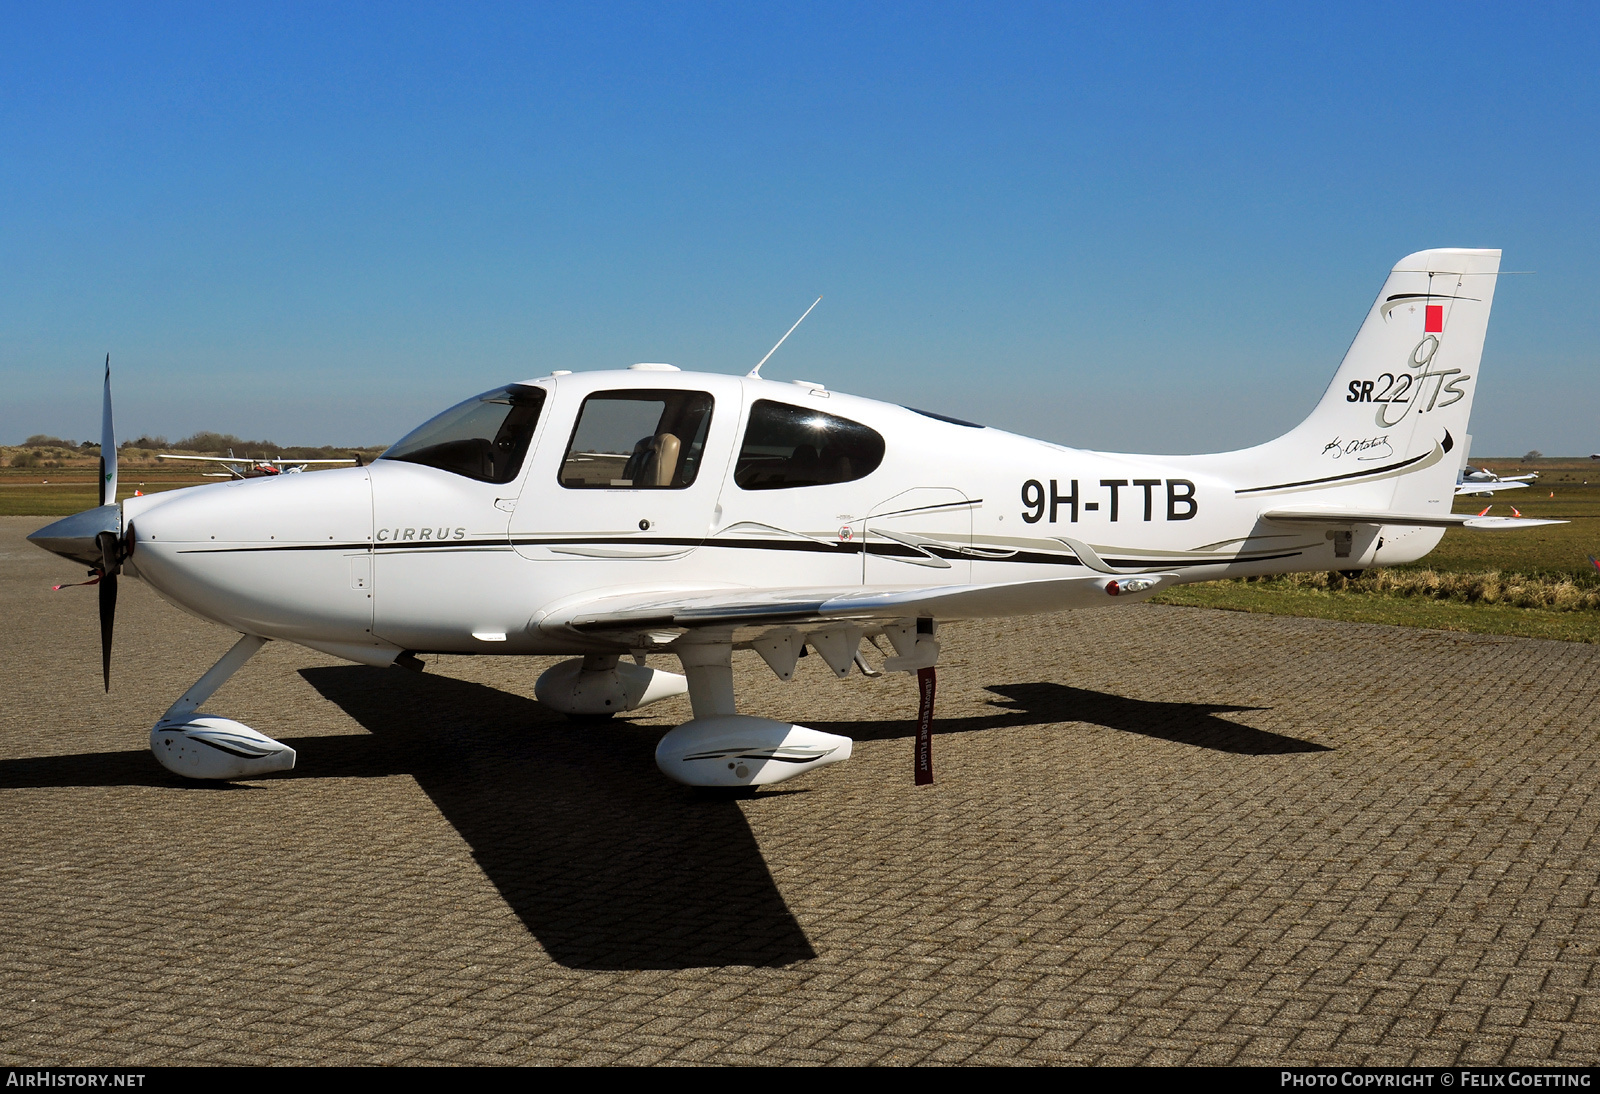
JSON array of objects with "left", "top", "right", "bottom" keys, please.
[
  {"left": 534, "top": 656, "right": 688, "bottom": 717},
  {"left": 655, "top": 716, "right": 852, "bottom": 787}
]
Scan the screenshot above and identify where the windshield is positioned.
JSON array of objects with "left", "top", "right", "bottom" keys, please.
[{"left": 381, "top": 385, "right": 546, "bottom": 484}]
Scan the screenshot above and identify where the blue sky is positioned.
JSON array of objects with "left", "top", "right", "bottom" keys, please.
[{"left": 2, "top": 3, "right": 1596, "bottom": 455}]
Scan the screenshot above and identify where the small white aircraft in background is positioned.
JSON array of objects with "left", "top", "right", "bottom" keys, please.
[
  {"left": 30, "top": 249, "right": 1563, "bottom": 791},
  {"left": 156, "top": 452, "right": 358, "bottom": 478},
  {"left": 1455, "top": 463, "right": 1538, "bottom": 497}
]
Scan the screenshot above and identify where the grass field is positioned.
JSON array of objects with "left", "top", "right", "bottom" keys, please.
[
  {"left": 0, "top": 442, "right": 382, "bottom": 516},
  {"left": 0, "top": 465, "right": 222, "bottom": 515},
  {"left": 1153, "top": 474, "right": 1600, "bottom": 643},
  {"left": 1153, "top": 577, "right": 1600, "bottom": 643}
]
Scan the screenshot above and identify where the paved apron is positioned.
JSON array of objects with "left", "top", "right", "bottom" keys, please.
[{"left": 1, "top": 516, "right": 1597, "bottom": 1066}]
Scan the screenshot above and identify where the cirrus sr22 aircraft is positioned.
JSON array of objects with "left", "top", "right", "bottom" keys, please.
[{"left": 30, "top": 248, "right": 1558, "bottom": 789}]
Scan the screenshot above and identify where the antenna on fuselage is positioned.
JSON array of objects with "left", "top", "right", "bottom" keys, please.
[{"left": 747, "top": 296, "right": 822, "bottom": 379}]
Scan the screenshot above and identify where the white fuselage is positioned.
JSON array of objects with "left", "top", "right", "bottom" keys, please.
[{"left": 119, "top": 368, "right": 1444, "bottom": 663}]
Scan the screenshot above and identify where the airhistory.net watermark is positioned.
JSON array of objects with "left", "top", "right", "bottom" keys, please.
[{"left": 5, "top": 1075, "right": 146, "bottom": 1088}]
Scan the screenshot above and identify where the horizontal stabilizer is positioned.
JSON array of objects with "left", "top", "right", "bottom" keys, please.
[
  {"left": 1459, "top": 515, "right": 1567, "bottom": 530},
  {"left": 1263, "top": 507, "right": 1564, "bottom": 530}
]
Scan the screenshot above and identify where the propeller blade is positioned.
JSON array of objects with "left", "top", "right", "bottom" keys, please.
[
  {"left": 98, "top": 570, "right": 117, "bottom": 692},
  {"left": 95, "top": 530, "right": 122, "bottom": 692},
  {"left": 99, "top": 354, "right": 117, "bottom": 507}
]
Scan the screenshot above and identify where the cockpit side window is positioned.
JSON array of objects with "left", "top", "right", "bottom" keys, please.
[
  {"left": 559, "top": 390, "right": 714, "bottom": 489},
  {"left": 734, "top": 400, "right": 885, "bottom": 490},
  {"left": 380, "top": 385, "right": 546, "bottom": 484}
]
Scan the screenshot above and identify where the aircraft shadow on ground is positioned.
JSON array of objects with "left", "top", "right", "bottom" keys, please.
[
  {"left": 294, "top": 666, "right": 818, "bottom": 972},
  {"left": 808, "top": 681, "right": 1329, "bottom": 756},
  {"left": 0, "top": 672, "right": 1324, "bottom": 970}
]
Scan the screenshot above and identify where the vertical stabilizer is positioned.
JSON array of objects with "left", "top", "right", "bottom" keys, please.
[{"left": 1230, "top": 248, "right": 1500, "bottom": 513}]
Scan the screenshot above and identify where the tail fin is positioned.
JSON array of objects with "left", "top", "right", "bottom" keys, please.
[{"left": 1228, "top": 248, "right": 1501, "bottom": 511}]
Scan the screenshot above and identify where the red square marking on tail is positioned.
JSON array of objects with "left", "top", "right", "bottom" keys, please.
[{"left": 1425, "top": 304, "right": 1443, "bottom": 333}]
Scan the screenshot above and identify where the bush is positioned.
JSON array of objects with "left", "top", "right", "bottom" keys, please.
[
  {"left": 122, "top": 436, "right": 167, "bottom": 451},
  {"left": 1243, "top": 568, "right": 1600, "bottom": 612}
]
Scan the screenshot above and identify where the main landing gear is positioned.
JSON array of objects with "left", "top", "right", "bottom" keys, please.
[
  {"left": 651, "top": 621, "right": 942, "bottom": 790},
  {"left": 652, "top": 639, "right": 853, "bottom": 788}
]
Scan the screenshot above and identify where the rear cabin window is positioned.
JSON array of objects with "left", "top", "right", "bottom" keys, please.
[
  {"left": 559, "top": 390, "right": 714, "bottom": 489},
  {"left": 734, "top": 400, "right": 885, "bottom": 490},
  {"left": 381, "top": 384, "right": 546, "bottom": 484}
]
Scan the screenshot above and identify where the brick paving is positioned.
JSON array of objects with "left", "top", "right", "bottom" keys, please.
[{"left": 1, "top": 514, "right": 1598, "bottom": 1065}]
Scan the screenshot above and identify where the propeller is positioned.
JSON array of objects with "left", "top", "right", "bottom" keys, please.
[
  {"left": 96, "top": 356, "right": 120, "bottom": 691},
  {"left": 25, "top": 355, "right": 126, "bottom": 690},
  {"left": 99, "top": 354, "right": 117, "bottom": 507},
  {"left": 96, "top": 530, "right": 121, "bottom": 691}
]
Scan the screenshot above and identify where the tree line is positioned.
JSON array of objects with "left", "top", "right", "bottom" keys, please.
[{"left": 21, "top": 432, "right": 382, "bottom": 459}]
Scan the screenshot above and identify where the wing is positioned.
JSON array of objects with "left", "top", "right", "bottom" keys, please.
[
  {"left": 156, "top": 453, "right": 248, "bottom": 478},
  {"left": 535, "top": 573, "right": 1176, "bottom": 649},
  {"left": 262, "top": 458, "right": 357, "bottom": 466},
  {"left": 157, "top": 453, "right": 245, "bottom": 464},
  {"left": 1455, "top": 481, "right": 1529, "bottom": 495}
]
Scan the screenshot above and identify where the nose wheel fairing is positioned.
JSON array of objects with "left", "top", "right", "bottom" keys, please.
[
  {"left": 147, "top": 634, "right": 297, "bottom": 781},
  {"left": 152, "top": 717, "right": 296, "bottom": 780}
]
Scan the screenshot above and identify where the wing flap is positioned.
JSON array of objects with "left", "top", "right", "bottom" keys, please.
[{"left": 539, "top": 574, "right": 1176, "bottom": 639}]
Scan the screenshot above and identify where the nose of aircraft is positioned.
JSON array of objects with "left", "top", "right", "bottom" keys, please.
[
  {"left": 118, "top": 468, "right": 375, "bottom": 641},
  {"left": 127, "top": 465, "right": 373, "bottom": 542},
  {"left": 28, "top": 504, "right": 122, "bottom": 568}
]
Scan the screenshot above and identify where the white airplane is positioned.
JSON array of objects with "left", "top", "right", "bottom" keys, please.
[
  {"left": 156, "top": 452, "right": 358, "bottom": 478},
  {"left": 29, "top": 249, "right": 1563, "bottom": 790},
  {"left": 1455, "top": 461, "right": 1537, "bottom": 497}
]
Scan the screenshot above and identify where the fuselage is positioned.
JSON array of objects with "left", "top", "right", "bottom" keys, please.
[{"left": 119, "top": 366, "right": 1446, "bottom": 662}]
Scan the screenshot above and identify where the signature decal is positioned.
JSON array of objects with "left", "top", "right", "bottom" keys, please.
[
  {"left": 1238, "top": 432, "right": 1452, "bottom": 496},
  {"left": 1321, "top": 435, "right": 1394, "bottom": 462}
]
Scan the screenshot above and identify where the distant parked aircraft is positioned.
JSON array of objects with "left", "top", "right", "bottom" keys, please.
[
  {"left": 1455, "top": 465, "right": 1537, "bottom": 497},
  {"left": 157, "top": 452, "right": 358, "bottom": 479}
]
